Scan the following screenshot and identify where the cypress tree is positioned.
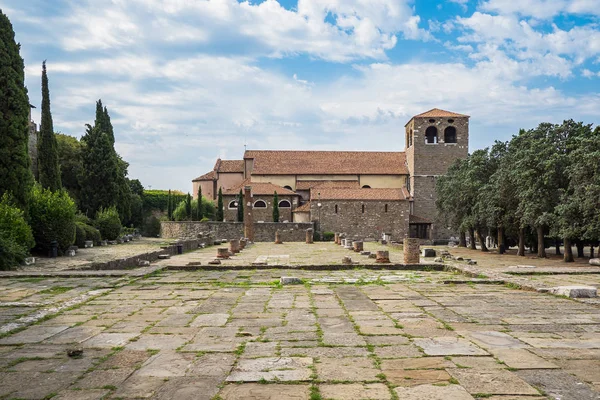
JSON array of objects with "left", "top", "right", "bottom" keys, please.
[
  {"left": 216, "top": 188, "right": 224, "bottom": 222},
  {"left": 0, "top": 10, "right": 34, "bottom": 210},
  {"left": 197, "top": 186, "right": 203, "bottom": 221},
  {"left": 103, "top": 106, "right": 115, "bottom": 145},
  {"left": 237, "top": 189, "right": 244, "bottom": 222},
  {"left": 167, "top": 189, "right": 173, "bottom": 221},
  {"left": 273, "top": 191, "right": 280, "bottom": 222},
  {"left": 37, "top": 61, "right": 61, "bottom": 191},
  {"left": 185, "top": 193, "right": 192, "bottom": 220}
]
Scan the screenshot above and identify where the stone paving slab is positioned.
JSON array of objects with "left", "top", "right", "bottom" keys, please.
[{"left": 226, "top": 357, "right": 313, "bottom": 382}]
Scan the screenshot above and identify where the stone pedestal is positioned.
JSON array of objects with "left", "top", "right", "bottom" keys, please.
[
  {"left": 344, "top": 239, "right": 354, "bottom": 250},
  {"left": 342, "top": 256, "right": 353, "bottom": 265},
  {"left": 240, "top": 238, "right": 247, "bottom": 250},
  {"left": 306, "top": 228, "right": 314, "bottom": 244},
  {"left": 338, "top": 235, "right": 345, "bottom": 246},
  {"left": 334, "top": 233, "right": 340, "bottom": 244},
  {"left": 353, "top": 241, "right": 364, "bottom": 252},
  {"left": 404, "top": 238, "right": 420, "bottom": 264},
  {"left": 275, "top": 230, "right": 283, "bottom": 244},
  {"left": 376, "top": 250, "right": 390, "bottom": 263},
  {"left": 217, "top": 247, "right": 230, "bottom": 259},
  {"left": 229, "top": 239, "right": 240, "bottom": 254}
]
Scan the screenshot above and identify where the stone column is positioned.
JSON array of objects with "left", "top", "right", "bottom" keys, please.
[
  {"left": 229, "top": 239, "right": 240, "bottom": 254},
  {"left": 376, "top": 250, "right": 390, "bottom": 263},
  {"left": 240, "top": 238, "right": 247, "bottom": 250},
  {"left": 275, "top": 230, "right": 283, "bottom": 244},
  {"left": 243, "top": 186, "right": 254, "bottom": 242},
  {"left": 334, "top": 233, "right": 339, "bottom": 245},
  {"left": 344, "top": 239, "right": 354, "bottom": 250},
  {"left": 338, "top": 234, "right": 345, "bottom": 246},
  {"left": 403, "top": 238, "right": 420, "bottom": 264},
  {"left": 306, "top": 228, "right": 314, "bottom": 244},
  {"left": 353, "top": 241, "right": 364, "bottom": 252},
  {"left": 217, "top": 247, "right": 230, "bottom": 259}
]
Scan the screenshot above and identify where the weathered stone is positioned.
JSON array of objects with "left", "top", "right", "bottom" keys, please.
[
  {"left": 219, "top": 384, "right": 310, "bottom": 399},
  {"left": 353, "top": 241, "right": 364, "bottom": 252},
  {"left": 229, "top": 239, "right": 240, "bottom": 254},
  {"left": 158, "top": 254, "right": 170, "bottom": 259},
  {"left": 334, "top": 232, "right": 340, "bottom": 244},
  {"left": 415, "top": 337, "right": 488, "bottom": 356},
  {"left": 547, "top": 286, "right": 597, "bottom": 298},
  {"left": 226, "top": 357, "right": 312, "bottom": 382},
  {"left": 342, "top": 256, "right": 353, "bottom": 265},
  {"left": 448, "top": 368, "right": 540, "bottom": 395},
  {"left": 84, "top": 240, "right": 94, "bottom": 248},
  {"left": 306, "top": 228, "right": 314, "bottom": 244},
  {"left": 589, "top": 258, "right": 600, "bottom": 266},
  {"left": 208, "top": 259, "right": 221, "bottom": 265},
  {"left": 275, "top": 230, "right": 283, "bottom": 244},
  {"left": 24, "top": 256, "right": 36, "bottom": 265},
  {"left": 217, "top": 248, "right": 230, "bottom": 259},
  {"left": 422, "top": 248, "right": 436, "bottom": 257},
  {"left": 344, "top": 239, "right": 354, "bottom": 249},
  {"left": 394, "top": 384, "right": 474, "bottom": 400},
  {"left": 320, "top": 383, "right": 390, "bottom": 400},
  {"left": 138, "top": 260, "right": 150, "bottom": 266},
  {"left": 492, "top": 348, "right": 558, "bottom": 369},
  {"left": 281, "top": 277, "right": 303, "bottom": 285},
  {"left": 368, "top": 253, "right": 377, "bottom": 259},
  {"left": 403, "top": 238, "right": 420, "bottom": 264},
  {"left": 467, "top": 260, "right": 477, "bottom": 265},
  {"left": 376, "top": 250, "right": 390, "bottom": 263},
  {"left": 467, "top": 331, "right": 528, "bottom": 349},
  {"left": 434, "top": 257, "right": 443, "bottom": 262},
  {"left": 66, "top": 249, "right": 76, "bottom": 257},
  {"left": 360, "top": 251, "right": 371, "bottom": 256},
  {"left": 240, "top": 238, "right": 247, "bottom": 250},
  {"left": 67, "top": 348, "right": 83, "bottom": 358}
]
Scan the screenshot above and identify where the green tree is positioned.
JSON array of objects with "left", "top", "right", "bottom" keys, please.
[
  {"left": 37, "top": 61, "right": 61, "bottom": 191},
  {"left": 197, "top": 186, "right": 203, "bottom": 221},
  {"left": 29, "top": 185, "right": 76, "bottom": 253},
  {"left": 0, "top": 10, "right": 34, "bottom": 210},
  {"left": 436, "top": 159, "right": 470, "bottom": 247},
  {"left": 273, "top": 191, "right": 280, "bottom": 222},
  {"left": 216, "top": 187, "right": 224, "bottom": 221},
  {"left": 56, "top": 134, "right": 83, "bottom": 206},
  {"left": 185, "top": 193, "right": 192, "bottom": 220},
  {"left": 167, "top": 189, "right": 173, "bottom": 221},
  {"left": 237, "top": 189, "right": 244, "bottom": 222},
  {"left": 0, "top": 194, "right": 34, "bottom": 270},
  {"left": 128, "top": 179, "right": 144, "bottom": 197}
]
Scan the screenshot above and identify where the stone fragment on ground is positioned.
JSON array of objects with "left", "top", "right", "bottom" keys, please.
[{"left": 546, "top": 285, "right": 598, "bottom": 298}]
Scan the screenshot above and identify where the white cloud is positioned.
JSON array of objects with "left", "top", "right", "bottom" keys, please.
[{"left": 480, "top": 0, "right": 600, "bottom": 18}]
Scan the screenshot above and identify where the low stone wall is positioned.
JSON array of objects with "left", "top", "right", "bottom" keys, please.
[{"left": 160, "top": 221, "right": 314, "bottom": 242}]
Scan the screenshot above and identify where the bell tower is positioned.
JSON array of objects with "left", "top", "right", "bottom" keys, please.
[{"left": 405, "top": 109, "right": 469, "bottom": 240}]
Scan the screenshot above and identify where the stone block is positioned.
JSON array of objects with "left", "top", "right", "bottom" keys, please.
[
  {"left": 422, "top": 248, "right": 436, "bottom": 257},
  {"left": 158, "top": 254, "right": 171, "bottom": 260},
  {"left": 403, "top": 238, "right": 420, "bottom": 264},
  {"left": 376, "top": 250, "right": 390, "bottom": 263},
  {"left": 360, "top": 251, "right": 371, "bottom": 256},
  {"left": 84, "top": 240, "right": 94, "bottom": 248},
  {"left": 590, "top": 258, "right": 600, "bottom": 266},
  {"left": 467, "top": 260, "right": 477, "bottom": 265},
  {"left": 138, "top": 260, "right": 150, "bottom": 267},
  {"left": 66, "top": 249, "right": 76, "bottom": 257},
  {"left": 547, "top": 286, "right": 597, "bottom": 298},
  {"left": 342, "top": 256, "right": 353, "bottom": 265},
  {"left": 368, "top": 253, "right": 377, "bottom": 259},
  {"left": 353, "top": 241, "right": 364, "bottom": 252},
  {"left": 24, "top": 257, "right": 35, "bottom": 265},
  {"left": 229, "top": 239, "right": 240, "bottom": 253},
  {"left": 208, "top": 259, "right": 221, "bottom": 265},
  {"left": 434, "top": 257, "right": 443, "bottom": 263},
  {"left": 281, "top": 277, "right": 303, "bottom": 285},
  {"left": 217, "top": 248, "right": 230, "bottom": 259}
]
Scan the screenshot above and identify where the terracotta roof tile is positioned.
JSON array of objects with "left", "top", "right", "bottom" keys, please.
[
  {"left": 296, "top": 180, "right": 360, "bottom": 190},
  {"left": 293, "top": 202, "right": 311, "bottom": 212},
  {"left": 413, "top": 108, "right": 470, "bottom": 118},
  {"left": 223, "top": 179, "right": 298, "bottom": 196},
  {"left": 244, "top": 150, "right": 408, "bottom": 175},
  {"left": 218, "top": 160, "right": 244, "bottom": 173},
  {"left": 311, "top": 188, "right": 408, "bottom": 201},
  {"left": 192, "top": 170, "right": 216, "bottom": 182}
]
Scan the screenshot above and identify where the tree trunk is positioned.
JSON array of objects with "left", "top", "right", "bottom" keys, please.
[
  {"left": 517, "top": 228, "right": 525, "bottom": 257},
  {"left": 497, "top": 226, "right": 505, "bottom": 254},
  {"left": 468, "top": 228, "right": 476, "bottom": 250},
  {"left": 564, "top": 238, "right": 574, "bottom": 262},
  {"left": 576, "top": 241, "right": 585, "bottom": 258},
  {"left": 458, "top": 231, "right": 467, "bottom": 247},
  {"left": 477, "top": 228, "right": 489, "bottom": 252},
  {"left": 555, "top": 239, "right": 561, "bottom": 256},
  {"left": 537, "top": 226, "right": 546, "bottom": 258}
]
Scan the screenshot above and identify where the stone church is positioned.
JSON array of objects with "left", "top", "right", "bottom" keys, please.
[{"left": 193, "top": 109, "right": 469, "bottom": 242}]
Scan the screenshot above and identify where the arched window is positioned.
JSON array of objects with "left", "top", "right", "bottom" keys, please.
[
  {"left": 409, "top": 130, "right": 413, "bottom": 147},
  {"left": 384, "top": 204, "right": 388, "bottom": 213},
  {"left": 278, "top": 200, "right": 291, "bottom": 208},
  {"left": 444, "top": 126, "right": 457, "bottom": 143},
  {"left": 335, "top": 205, "right": 338, "bottom": 214},
  {"left": 362, "top": 185, "right": 371, "bottom": 189},
  {"left": 425, "top": 126, "right": 438, "bottom": 144},
  {"left": 228, "top": 200, "right": 238, "bottom": 209},
  {"left": 428, "top": 119, "right": 435, "bottom": 123},
  {"left": 362, "top": 204, "right": 365, "bottom": 213},
  {"left": 253, "top": 200, "right": 267, "bottom": 208},
  {"left": 283, "top": 185, "right": 293, "bottom": 191}
]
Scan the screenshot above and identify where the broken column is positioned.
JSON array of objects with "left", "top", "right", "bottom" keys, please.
[
  {"left": 306, "top": 228, "right": 314, "bottom": 244},
  {"left": 275, "top": 230, "right": 283, "bottom": 244},
  {"left": 334, "top": 233, "right": 340, "bottom": 244},
  {"left": 344, "top": 239, "right": 354, "bottom": 250},
  {"left": 217, "top": 247, "right": 230, "bottom": 259},
  {"left": 353, "top": 241, "right": 364, "bottom": 252},
  {"left": 229, "top": 239, "right": 240, "bottom": 254},
  {"left": 338, "top": 234, "right": 345, "bottom": 246},
  {"left": 243, "top": 185, "right": 254, "bottom": 242},
  {"left": 376, "top": 250, "right": 390, "bottom": 263},
  {"left": 404, "top": 238, "right": 420, "bottom": 264},
  {"left": 240, "top": 238, "right": 247, "bottom": 250}
]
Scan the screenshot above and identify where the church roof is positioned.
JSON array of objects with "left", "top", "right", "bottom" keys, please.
[
  {"left": 244, "top": 151, "right": 408, "bottom": 175},
  {"left": 295, "top": 180, "right": 360, "bottom": 190},
  {"left": 413, "top": 108, "right": 470, "bottom": 119},
  {"left": 223, "top": 179, "right": 298, "bottom": 196},
  {"left": 192, "top": 170, "right": 216, "bottom": 182},
  {"left": 192, "top": 159, "right": 243, "bottom": 182},
  {"left": 293, "top": 202, "right": 311, "bottom": 212},
  {"left": 311, "top": 187, "right": 409, "bottom": 201}
]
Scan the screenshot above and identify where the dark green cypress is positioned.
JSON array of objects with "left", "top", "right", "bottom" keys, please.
[
  {"left": 103, "top": 106, "right": 114, "bottom": 145},
  {"left": 185, "top": 193, "right": 192, "bottom": 221},
  {"left": 216, "top": 188, "right": 224, "bottom": 222},
  {"left": 37, "top": 61, "right": 61, "bottom": 191},
  {"left": 197, "top": 186, "right": 203, "bottom": 221},
  {"left": 273, "top": 191, "right": 279, "bottom": 222},
  {"left": 167, "top": 189, "right": 173, "bottom": 221},
  {"left": 0, "top": 10, "right": 34, "bottom": 210},
  {"left": 237, "top": 189, "right": 244, "bottom": 222}
]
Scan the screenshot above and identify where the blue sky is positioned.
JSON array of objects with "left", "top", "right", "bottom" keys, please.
[{"left": 3, "top": 0, "right": 600, "bottom": 191}]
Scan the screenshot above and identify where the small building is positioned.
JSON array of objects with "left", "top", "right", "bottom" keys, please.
[
  {"left": 192, "top": 159, "right": 244, "bottom": 201},
  {"left": 222, "top": 180, "right": 300, "bottom": 222}
]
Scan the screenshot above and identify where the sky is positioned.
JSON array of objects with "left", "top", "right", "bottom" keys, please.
[{"left": 3, "top": 0, "right": 600, "bottom": 192}]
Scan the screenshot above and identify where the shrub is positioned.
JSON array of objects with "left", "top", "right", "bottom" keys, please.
[
  {"left": 75, "top": 222, "right": 101, "bottom": 247},
  {"left": 29, "top": 186, "right": 77, "bottom": 254},
  {"left": 143, "top": 190, "right": 185, "bottom": 212},
  {"left": 322, "top": 231, "right": 335, "bottom": 241},
  {"left": 0, "top": 195, "right": 35, "bottom": 270},
  {"left": 144, "top": 215, "right": 161, "bottom": 237},
  {"left": 95, "top": 207, "right": 122, "bottom": 240},
  {"left": 75, "top": 223, "right": 86, "bottom": 248},
  {"left": 173, "top": 198, "right": 216, "bottom": 221}
]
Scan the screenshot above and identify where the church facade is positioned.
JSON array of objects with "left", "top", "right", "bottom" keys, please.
[{"left": 193, "top": 109, "right": 469, "bottom": 242}]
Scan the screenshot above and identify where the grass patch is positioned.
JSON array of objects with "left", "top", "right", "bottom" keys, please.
[{"left": 40, "top": 286, "right": 73, "bottom": 295}]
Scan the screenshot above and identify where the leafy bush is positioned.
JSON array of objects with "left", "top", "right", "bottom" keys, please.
[
  {"left": 173, "top": 197, "right": 216, "bottom": 221},
  {"left": 95, "top": 207, "right": 122, "bottom": 240},
  {"left": 75, "top": 223, "right": 86, "bottom": 248},
  {"left": 75, "top": 222, "right": 101, "bottom": 247},
  {"left": 200, "top": 217, "right": 210, "bottom": 222},
  {"left": 29, "top": 186, "right": 77, "bottom": 254},
  {"left": 322, "top": 231, "right": 335, "bottom": 241},
  {"left": 82, "top": 224, "right": 101, "bottom": 244},
  {"left": 144, "top": 215, "right": 161, "bottom": 237},
  {"left": 0, "top": 195, "right": 35, "bottom": 270},
  {"left": 143, "top": 190, "right": 185, "bottom": 212}
]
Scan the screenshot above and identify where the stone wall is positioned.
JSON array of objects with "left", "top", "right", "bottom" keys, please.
[
  {"left": 160, "top": 221, "right": 314, "bottom": 242},
  {"left": 222, "top": 194, "right": 295, "bottom": 223},
  {"left": 312, "top": 200, "right": 409, "bottom": 241}
]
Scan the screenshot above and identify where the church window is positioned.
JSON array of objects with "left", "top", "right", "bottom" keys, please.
[
  {"left": 425, "top": 126, "right": 438, "bottom": 144},
  {"left": 228, "top": 200, "right": 238, "bottom": 209},
  {"left": 448, "top": 119, "right": 454, "bottom": 123},
  {"left": 385, "top": 204, "right": 388, "bottom": 213},
  {"left": 362, "top": 185, "right": 371, "bottom": 189},
  {"left": 335, "top": 205, "right": 338, "bottom": 214},
  {"left": 428, "top": 119, "right": 435, "bottom": 123},
  {"left": 362, "top": 204, "right": 365, "bottom": 213},
  {"left": 253, "top": 200, "right": 267, "bottom": 208},
  {"left": 283, "top": 185, "right": 293, "bottom": 191},
  {"left": 444, "top": 126, "right": 457, "bottom": 143},
  {"left": 278, "top": 200, "right": 291, "bottom": 208}
]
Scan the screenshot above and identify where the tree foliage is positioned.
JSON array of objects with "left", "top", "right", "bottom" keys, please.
[
  {"left": 273, "top": 191, "right": 280, "bottom": 222},
  {"left": 216, "top": 187, "right": 224, "bottom": 222},
  {"left": 237, "top": 189, "right": 244, "bottom": 222},
  {"left": 29, "top": 185, "right": 76, "bottom": 254},
  {"left": 37, "top": 61, "right": 61, "bottom": 191},
  {"left": 0, "top": 10, "right": 34, "bottom": 211},
  {"left": 0, "top": 194, "right": 34, "bottom": 270},
  {"left": 56, "top": 133, "right": 83, "bottom": 206}
]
